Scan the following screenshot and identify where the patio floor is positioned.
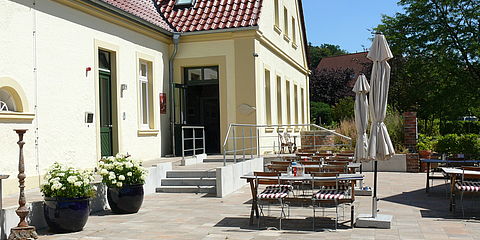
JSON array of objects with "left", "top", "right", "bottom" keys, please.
[{"left": 36, "top": 172, "right": 480, "bottom": 240}]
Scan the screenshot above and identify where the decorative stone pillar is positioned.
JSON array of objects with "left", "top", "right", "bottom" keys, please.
[{"left": 8, "top": 129, "right": 38, "bottom": 240}]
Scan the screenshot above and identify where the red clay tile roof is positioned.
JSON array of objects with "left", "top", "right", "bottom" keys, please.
[
  {"left": 155, "top": 0, "right": 263, "bottom": 32},
  {"left": 98, "top": 0, "right": 174, "bottom": 32},
  {"left": 316, "top": 52, "right": 370, "bottom": 74}
]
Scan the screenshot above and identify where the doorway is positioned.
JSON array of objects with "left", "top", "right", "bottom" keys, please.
[
  {"left": 98, "top": 50, "right": 117, "bottom": 157},
  {"left": 183, "top": 66, "right": 220, "bottom": 154}
]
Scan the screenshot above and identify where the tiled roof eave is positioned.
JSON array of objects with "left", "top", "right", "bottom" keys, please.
[{"left": 82, "top": 0, "right": 174, "bottom": 35}]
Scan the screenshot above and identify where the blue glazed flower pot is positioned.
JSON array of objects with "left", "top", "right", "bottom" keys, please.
[
  {"left": 43, "top": 197, "right": 90, "bottom": 233},
  {"left": 107, "top": 184, "right": 144, "bottom": 214}
]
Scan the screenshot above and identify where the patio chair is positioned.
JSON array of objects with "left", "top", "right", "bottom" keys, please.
[
  {"left": 311, "top": 172, "right": 355, "bottom": 230},
  {"left": 321, "top": 164, "right": 348, "bottom": 174},
  {"left": 278, "top": 132, "right": 296, "bottom": 154},
  {"left": 254, "top": 172, "right": 293, "bottom": 230},
  {"left": 455, "top": 167, "right": 480, "bottom": 217}
]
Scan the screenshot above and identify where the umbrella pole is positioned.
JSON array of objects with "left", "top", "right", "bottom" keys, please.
[{"left": 372, "top": 160, "right": 378, "bottom": 218}]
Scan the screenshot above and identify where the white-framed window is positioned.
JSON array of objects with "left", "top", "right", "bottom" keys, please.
[
  {"left": 284, "top": 7, "right": 289, "bottom": 35},
  {"left": 265, "top": 69, "right": 272, "bottom": 125},
  {"left": 274, "top": 0, "right": 279, "bottom": 27},
  {"left": 291, "top": 16, "right": 296, "bottom": 44},
  {"left": 139, "top": 61, "right": 150, "bottom": 128}
]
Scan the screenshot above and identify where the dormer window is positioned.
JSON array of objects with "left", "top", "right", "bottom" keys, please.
[{"left": 176, "top": 0, "right": 195, "bottom": 6}]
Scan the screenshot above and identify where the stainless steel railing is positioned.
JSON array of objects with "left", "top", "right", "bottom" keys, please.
[
  {"left": 222, "top": 123, "right": 352, "bottom": 166},
  {"left": 181, "top": 126, "right": 206, "bottom": 159}
]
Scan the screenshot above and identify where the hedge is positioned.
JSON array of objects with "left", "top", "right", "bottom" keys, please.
[
  {"left": 439, "top": 121, "right": 480, "bottom": 135},
  {"left": 434, "top": 134, "right": 480, "bottom": 157}
]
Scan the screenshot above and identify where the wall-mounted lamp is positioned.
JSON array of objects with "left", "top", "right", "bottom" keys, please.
[
  {"left": 121, "top": 84, "right": 128, "bottom": 98},
  {"left": 253, "top": 53, "right": 259, "bottom": 57},
  {"left": 85, "top": 67, "right": 91, "bottom": 77}
]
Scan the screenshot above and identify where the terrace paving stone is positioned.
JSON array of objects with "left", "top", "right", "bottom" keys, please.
[{"left": 29, "top": 172, "right": 480, "bottom": 239}]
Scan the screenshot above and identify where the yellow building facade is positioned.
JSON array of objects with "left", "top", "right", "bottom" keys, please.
[{"left": 0, "top": 0, "right": 309, "bottom": 195}]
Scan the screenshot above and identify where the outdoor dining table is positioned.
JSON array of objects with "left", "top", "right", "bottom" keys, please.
[
  {"left": 441, "top": 167, "right": 480, "bottom": 211},
  {"left": 0, "top": 174, "right": 9, "bottom": 210},
  {"left": 240, "top": 173, "right": 364, "bottom": 225},
  {"left": 421, "top": 159, "right": 480, "bottom": 192}
]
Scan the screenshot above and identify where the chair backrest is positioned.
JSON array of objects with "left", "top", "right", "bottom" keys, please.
[
  {"left": 462, "top": 167, "right": 480, "bottom": 181},
  {"left": 311, "top": 172, "right": 338, "bottom": 188},
  {"left": 324, "top": 161, "right": 349, "bottom": 166},
  {"left": 282, "top": 156, "right": 300, "bottom": 162},
  {"left": 267, "top": 164, "right": 289, "bottom": 173},
  {"left": 322, "top": 164, "right": 347, "bottom": 173},
  {"left": 270, "top": 160, "right": 291, "bottom": 165},
  {"left": 254, "top": 171, "right": 281, "bottom": 185},
  {"left": 300, "top": 161, "right": 321, "bottom": 165}
]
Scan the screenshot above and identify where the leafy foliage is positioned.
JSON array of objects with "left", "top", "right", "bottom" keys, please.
[
  {"left": 375, "top": 0, "right": 480, "bottom": 121},
  {"left": 97, "top": 153, "right": 148, "bottom": 188},
  {"left": 41, "top": 162, "right": 96, "bottom": 198},
  {"left": 439, "top": 121, "right": 480, "bottom": 135},
  {"left": 332, "top": 97, "right": 355, "bottom": 122},
  {"left": 435, "top": 134, "right": 480, "bottom": 157},
  {"left": 310, "top": 101, "right": 333, "bottom": 125},
  {"left": 417, "top": 134, "right": 436, "bottom": 151},
  {"left": 384, "top": 108, "right": 405, "bottom": 152},
  {"left": 310, "top": 68, "right": 355, "bottom": 105}
]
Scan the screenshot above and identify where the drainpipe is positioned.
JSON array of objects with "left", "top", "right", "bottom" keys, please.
[
  {"left": 33, "top": 0, "right": 41, "bottom": 185},
  {"left": 169, "top": 33, "right": 181, "bottom": 156}
]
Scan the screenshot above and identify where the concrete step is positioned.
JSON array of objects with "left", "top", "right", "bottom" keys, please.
[
  {"left": 161, "top": 178, "right": 216, "bottom": 186},
  {"left": 203, "top": 158, "right": 248, "bottom": 163},
  {"left": 156, "top": 186, "right": 216, "bottom": 194},
  {"left": 166, "top": 170, "right": 216, "bottom": 178}
]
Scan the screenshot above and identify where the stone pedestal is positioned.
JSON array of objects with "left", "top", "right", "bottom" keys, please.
[{"left": 8, "top": 226, "right": 38, "bottom": 240}]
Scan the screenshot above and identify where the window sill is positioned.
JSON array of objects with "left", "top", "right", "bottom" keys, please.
[
  {"left": 0, "top": 112, "right": 35, "bottom": 122},
  {"left": 292, "top": 42, "right": 298, "bottom": 49},
  {"left": 273, "top": 25, "right": 282, "bottom": 35},
  {"left": 137, "top": 129, "right": 159, "bottom": 136},
  {"left": 283, "top": 34, "right": 291, "bottom": 42},
  {"left": 265, "top": 127, "right": 275, "bottom": 133}
]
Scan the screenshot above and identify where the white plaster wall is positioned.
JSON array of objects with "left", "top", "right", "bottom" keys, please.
[
  {"left": 257, "top": 0, "right": 308, "bottom": 68},
  {"left": 254, "top": 39, "right": 310, "bottom": 153},
  {"left": 0, "top": 0, "right": 170, "bottom": 195}
]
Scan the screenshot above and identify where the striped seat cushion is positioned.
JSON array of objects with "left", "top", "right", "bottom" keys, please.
[
  {"left": 265, "top": 184, "right": 293, "bottom": 191},
  {"left": 313, "top": 190, "right": 346, "bottom": 200},
  {"left": 258, "top": 186, "right": 291, "bottom": 199},
  {"left": 456, "top": 181, "right": 480, "bottom": 192}
]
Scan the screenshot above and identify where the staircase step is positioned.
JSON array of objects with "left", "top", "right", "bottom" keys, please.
[
  {"left": 161, "top": 178, "right": 216, "bottom": 186},
  {"left": 156, "top": 186, "right": 216, "bottom": 194},
  {"left": 203, "top": 158, "right": 248, "bottom": 163},
  {"left": 166, "top": 170, "right": 216, "bottom": 178}
]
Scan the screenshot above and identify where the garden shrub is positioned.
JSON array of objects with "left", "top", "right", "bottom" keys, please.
[
  {"left": 310, "top": 101, "right": 333, "bottom": 125},
  {"left": 332, "top": 97, "right": 354, "bottom": 122},
  {"left": 435, "top": 134, "right": 480, "bottom": 157},
  {"left": 439, "top": 121, "right": 480, "bottom": 135}
]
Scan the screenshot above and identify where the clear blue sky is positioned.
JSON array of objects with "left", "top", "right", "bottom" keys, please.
[{"left": 302, "top": 0, "right": 404, "bottom": 53}]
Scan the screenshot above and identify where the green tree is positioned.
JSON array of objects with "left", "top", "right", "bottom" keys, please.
[
  {"left": 308, "top": 43, "right": 348, "bottom": 70},
  {"left": 375, "top": 0, "right": 480, "bottom": 121},
  {"left": 310, "top": 101, "right": 333, "bottom": 125}
]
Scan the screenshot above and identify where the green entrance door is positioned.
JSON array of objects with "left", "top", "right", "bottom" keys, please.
[{"left": 99, "top": 71, "right": 113, "bottom": 157}]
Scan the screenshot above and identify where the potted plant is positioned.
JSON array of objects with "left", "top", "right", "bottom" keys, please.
[
  {"left": 41, "top": 162, "right": 96, "bottom": 233},
  {"left": 98, "top": 153, "right": 148, "bottom": 214}
]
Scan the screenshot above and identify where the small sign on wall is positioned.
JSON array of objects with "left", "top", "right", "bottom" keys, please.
[{"left": 159, "top": 93, "right": 167, "bottom": 114}]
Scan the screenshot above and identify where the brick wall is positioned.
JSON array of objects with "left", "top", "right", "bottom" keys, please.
[
  {"left": 300, "top": 130, "right": 335, "bottom": 152},
  {"left": 403, "top": 112, "right": 418, "bottom": 152},
  {"left": 406, "top": 153, "right": 420, "bottom": 173}
]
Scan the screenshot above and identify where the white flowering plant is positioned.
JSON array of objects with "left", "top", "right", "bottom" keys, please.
[
  {"left": 97, "top": 153, "right": 148, "bottom": 188},
  {"left": 41, "top": 162, "right": 96, "bottom": 198}
]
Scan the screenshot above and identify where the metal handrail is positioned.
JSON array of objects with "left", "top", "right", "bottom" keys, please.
[
  {"left": 222, "top": 123, "right": 352, "bottom": 166},
  {"left": 181, "top": 126, "right": 206, "bottom": 159}
]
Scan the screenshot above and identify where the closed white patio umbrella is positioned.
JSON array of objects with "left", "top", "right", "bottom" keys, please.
[
  {"left": 353, "top": 74, "right": 370, "bottom": 162},
  {"left": 356, "top": 33, "right": 395, "bottom": 229}
]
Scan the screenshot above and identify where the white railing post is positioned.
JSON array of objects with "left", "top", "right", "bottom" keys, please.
[
  {"left": 250, "top": 128, "right": 253, "bottom": 159},
  {"left": 181, "top": 127, "right": 185, "bottom": 160},
  {"left": 233, "top": 127, "right": 236, "bottom": 163},
  {"left": 242, "top": 128, "right": 245, "bottom": 161},
  {"left": 202, "top": 127, "right": 206, "bottom": 154},
  {"left": 193, "top": 128, "right": 196, "bottom": 156}
]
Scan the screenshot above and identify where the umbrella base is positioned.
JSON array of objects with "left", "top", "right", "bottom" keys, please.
[
  {"left": 355, "top": 214, "right": 392, "bottom": 229},
  {"left": 355, "top": 186, "right": 372, "bottom": 196}
]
